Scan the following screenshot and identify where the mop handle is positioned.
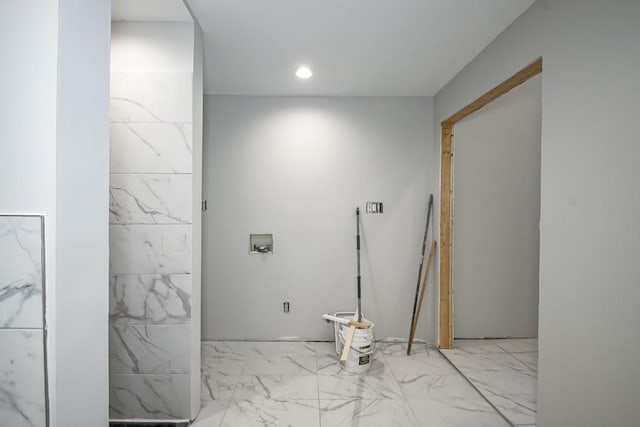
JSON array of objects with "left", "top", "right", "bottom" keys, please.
[{"left": 356, "top": 208, "right": 362, "bottom": 322}]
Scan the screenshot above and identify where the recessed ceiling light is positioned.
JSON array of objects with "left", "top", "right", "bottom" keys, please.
[{"left": 295, "top": 66, "right": 313, "bottom": 79}]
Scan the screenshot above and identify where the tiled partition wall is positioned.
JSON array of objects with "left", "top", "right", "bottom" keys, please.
[
  {"left": 109, "top": 72, "right": 194, "bottom": 420},
  {"left": 0, "top": 216, "right": 47, "bottom": 427}
]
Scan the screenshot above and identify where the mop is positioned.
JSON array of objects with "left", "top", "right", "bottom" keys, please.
[
  {"left": 340, "top": 207, "right": 362, "bottom": 361},
  {"left": 321, "top": 207, "right": 370, "bottom": 361}
]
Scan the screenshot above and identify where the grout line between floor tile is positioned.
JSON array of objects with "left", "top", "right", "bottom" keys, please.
[
  {"left": 379, "top": 344, "right": 421, "bottom": 426},
  {"left": 215, "top": 355, "right": 247, "bottom": 427},
  {"left": 316, "top": 348, "right": 322, "bottom": 427},
  {"left": 439, "top": 348, "right": 517, "bottom": 427},
  {"left": 504, "top": 349, "right": 538, "bottom": 373}
]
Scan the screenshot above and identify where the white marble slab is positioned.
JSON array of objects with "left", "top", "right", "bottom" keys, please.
[
  {"left": 376, "top": 341, "right": 430, "bottom": 357},
  {"left": 191, "top": 400, "right": 228, "bottom": 427},
  {"left": 0, "top": 329, "right": 46, "bottom": 427},
  {"left": 452, "top": 339, "right": 506, "bottom": 354},
  {"left": 399, "top": 371, "right": 483, "bottom": 400},
  {"left": 0, "top": 216, "right": 43, "bottom": 328},
  {"left": 317, "top": 355, "right": 387, "bottom": 377},
  {"left": 110, "top": 174, "right": 192, "bottom": 224},
  {"left": 320, "top": 399, "right": 418, "bottom": 427},
  {"left": 201, "top": 356, "right": 244, "bottom": 401},
  {"left": 407, "top": 397, "right": 510, "bottom": 427},
  {"left": 110, "top": 72, "right": 192, "bottom": 123},
  {"left": 205, "top": 341, "right": 317, "bottom": 358},
  {"left": 110, "top": 274, "right": 191, "bottom": 324},
  {"left": 109, "top": 225, "right": 192, "bottom": 274},
  {"left": 202, "top": 341, "right": 249, "bottom": 359},
  {"left": 233, "top": 374, "right": 318, "bottom": 400},
  {"left": 110, "top": 373, "right": 190, "bottom": 420},
  {"left": 442, "top": 341, "right": 538, "bottom": 426},
  {"left": 243, "top": 355, "right": 316, "bottom": 375},
  {"left": 110, "top": 324, "right": 190, "bottom": 374},
  {"left": 110, "top": 123, "right": 192, "bottom": 174},
  {"left": 309, "top": 341, "right": 337, "bottom": 358},
  {"left": 382, "top": 348, "right": 457, "bottom": 380},
  {"left": 221, "top": 398, "right": 319, "bottom": 427},
  {"left": 511, "top": 351, "right": 538, "bottom": 372},
  {"left": 486, "top": 391, "right": 537, "bottom": 425},
  {"left": 318, "top": 371, "right": 404, "bottom": 400},
  {"left": 494, "top": 338, "right": 538, "bottom": 353}
]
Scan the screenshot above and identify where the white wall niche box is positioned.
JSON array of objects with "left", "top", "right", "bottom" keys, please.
[{"left": 250, "top": 234, "right": 273, "bottom": 254}]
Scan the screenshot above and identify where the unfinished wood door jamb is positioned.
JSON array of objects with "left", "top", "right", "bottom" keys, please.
[{"left": 439, "top": 58, "right": 542, "bottom": 349}]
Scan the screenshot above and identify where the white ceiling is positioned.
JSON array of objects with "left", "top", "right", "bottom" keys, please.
[
  {"left": 113, "top": 0, "right": 534, "bottom": 96},
  {"left": 112, "top": 0, "right": 193, "bottom": 22},
  {"left": 186, "top": 0, "right": 534, "bottom": 96}
]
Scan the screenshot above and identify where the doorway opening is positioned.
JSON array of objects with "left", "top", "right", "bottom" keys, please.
[{"left": 439, "top": 58, "right": 542, "bottom": 348}]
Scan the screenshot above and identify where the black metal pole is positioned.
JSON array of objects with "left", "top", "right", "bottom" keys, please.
[
  {"left": 408, "top": 194, "right": 433, "bottom": 353},
  {"left": 356, "top": 207, "right": 362, "bottom": 322}
]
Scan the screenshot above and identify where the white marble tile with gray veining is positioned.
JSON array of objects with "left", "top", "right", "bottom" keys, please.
[
  {"left": 224, "top": 341, "right": 317, "bottom": 358},
  {"left": 202, "top": 341, "right": 249, "bottom": 359},
  {"left": 110, "top": 324, "right": 190, "bottom": 374},
  {"left": 485, "top": 391, "right": 537, "bottom": 425},
  {"left": 382, "top": 346, "right": 456, "bottom": 379},
  {"left": 511, "top": 351, "right": 538, "bottom": 372},
  {"left": 318, "top": 371, "right": 403, "bottom": 400},
  {"left": 442, "top": 348, "right": 532, "bottom": 375},
  {"left": 221, "top": 398, "right": 319, "bottom": 427},
  {"left": 320, "top": 398, "right": 418, "bottom": 427},
  {"left": 317, "top": 355, "right": 387, "bottom": 377},
  {"left": 443, "top": 354, "right": 537, "bottom": 399},
  {"left": 442, "top": 339, "right": 538, "bottom": 426},
  {"left": 110, "top": 72, "right": 192, "bottom": 123},
  {"left": 408, "top": 397, "right": 511, "bottom": 427},
  {"left": 110, "top": 274, "right": 191, "bottom": 324},
  {"left": 450, "top": 339, "right": 506, "bottom": 354},
  {"left": 201, "top": 356, "right": 245, "bottom": 402},
  {"left": 0, "top": 329, "right": 46, "bottom": 427},
  {"left": 494, "top": 338, "right": 538, "bottom": 353},
  {"left": 0, "top": 216, "right": 43, "bottom": 328},
  {"left": 233, "top": 374, "right": 318, "bottom": 401},
  {"left": 191, "top": 400, "right": 229, "bottom": 426},
  {"left": 309, "top": 341, "right": 337, "bottom": 358},
  {"left": 384, "top": 355, "right": 474, "bottom": 400},
  {"left": 110, "top": 123, "right": 192, "bottom": 174},
  {"left": 110, "top": 174, "right": 192, "bottom": 225},
  {"left": 376, "top": 341, "right": 429, "bottom": 357},
  {"left": 109, "top": 374, "right": 190, "bottom": 420},
  {"left": 243, "top": 355, "right": 316, "bottom": 375},
  {"left": 110, "top": 224, "right": 192, "bottom": 274}
]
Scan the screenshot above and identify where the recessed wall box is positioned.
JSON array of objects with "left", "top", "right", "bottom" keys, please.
[
  {"left": 366, "top": 202, "right": 384, "bottom": 214},
  {"left": 250, "top": 234, "right": 273, "bottom": 254}
]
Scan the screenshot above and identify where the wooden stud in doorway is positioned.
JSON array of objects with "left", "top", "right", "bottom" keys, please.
[{"left": 438, "top": 58, "right": 542, "bottom": 349}]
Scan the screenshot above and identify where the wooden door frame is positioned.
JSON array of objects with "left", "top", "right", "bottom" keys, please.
[{"left": 439, "top": 58, "right": 542, "bottom": 349}]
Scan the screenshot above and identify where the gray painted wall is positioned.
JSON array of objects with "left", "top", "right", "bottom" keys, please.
[
  {"left": 434, "top": 1, "right": 640, "bottom": 426},
  {"left": 190, "top": 18, "right": 205, "bottom": 419},
  {"left": 453, "top": 75, "right": 541, "bottom": 338},
  {"left": 1, "top": 1, "right": 111, "bottom": 426},
  {"left": 202, "top": 96, "right": 436, "bottom": 341},
  {"left": 56, "top": 0, "right": 111, "bottom": 425}
]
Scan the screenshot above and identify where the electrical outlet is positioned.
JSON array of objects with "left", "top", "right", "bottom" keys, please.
[{"left": 283, "top": 301, "right": 290, "bottom": 313}]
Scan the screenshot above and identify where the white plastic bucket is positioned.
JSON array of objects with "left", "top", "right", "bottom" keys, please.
[{"left": 333, "top": 312, "right": 375, "bottom": 373}]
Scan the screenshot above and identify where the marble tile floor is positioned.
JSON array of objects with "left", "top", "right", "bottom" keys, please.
[
  {"left": 193, "top": 341, "right": 512, "bottom": 427},
  {"left": 440, "top": 339, "right": 538, "bottom": 427}
]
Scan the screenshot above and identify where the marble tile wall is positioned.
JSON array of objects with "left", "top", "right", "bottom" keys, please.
[
  {"left": 109, "top": 72, "right": 194, "bottom": 420},
  {"left": 0, "top": 215, "right": 47, "bottom": 427}
]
